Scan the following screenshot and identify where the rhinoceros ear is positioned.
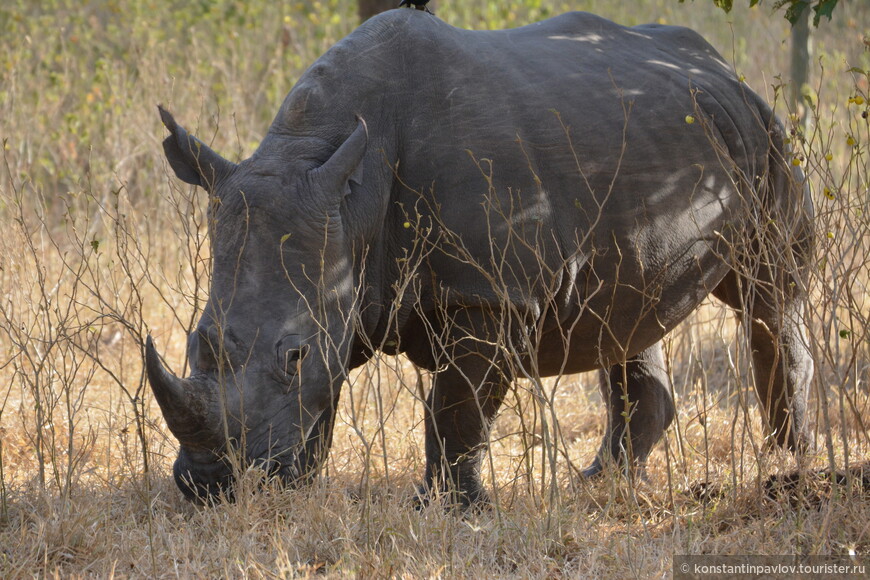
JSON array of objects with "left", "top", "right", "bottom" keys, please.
[
  {"left": 158, "top": 105, "right": 235, "bottom": 189},
  {"left": 315, "top": 116, "right": 367, "bottom": 198}
]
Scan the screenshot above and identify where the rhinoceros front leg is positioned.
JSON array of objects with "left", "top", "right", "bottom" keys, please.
[
  {"left": 422, "top": 310, "right": 510, "bottom": 507},
  {"left": 583, "top": 342, "right": 675, "bottom": 477}
]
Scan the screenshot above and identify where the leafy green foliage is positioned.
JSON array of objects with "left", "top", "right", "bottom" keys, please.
[
  {"left": 681, "top": 0, "right": 839, "bottom": 26},
  {"left": 776, "top": 0, "right": 839, "bottom": 26}
]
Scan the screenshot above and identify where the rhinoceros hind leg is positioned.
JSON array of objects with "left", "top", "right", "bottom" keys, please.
[
  {"left": 584, "top": 342, "right": 675, "bottom": 477},
  {"left": 713, "top": 269, "right": 812, "bottom": 451}
]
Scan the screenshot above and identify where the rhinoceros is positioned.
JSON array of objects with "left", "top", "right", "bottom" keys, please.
[{"left": 146, "top": 10, "right": 814, "bottom": 504}]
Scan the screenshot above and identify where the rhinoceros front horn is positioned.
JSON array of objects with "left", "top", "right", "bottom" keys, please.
[{"left": 145, "top": 335, "right": 207, "bottom": 443}]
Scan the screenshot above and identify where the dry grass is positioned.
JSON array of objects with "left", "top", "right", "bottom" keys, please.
[{"left": 1, "top": 0, "right": 869, "bottom": 577}]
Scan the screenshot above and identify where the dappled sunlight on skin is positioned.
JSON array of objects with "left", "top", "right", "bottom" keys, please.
[{"left": 548, "top": 33, "right": 607, "bottom": 44}]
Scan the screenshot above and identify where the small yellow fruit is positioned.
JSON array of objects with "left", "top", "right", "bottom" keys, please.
[
  {"left": 685, "top": 115, "right": 695, "bottom": 124},
  {"left": 847, "top": 135, "right": 857, "bottom": 147},
  {"left": 825, "top": 152, "right": 833, "bottom": 161},
  {"left": 823, "top": 187, "right": 835, "bottom": 200},
  {"left": 403, "top": 221, "right": 411, "bottom": 229},
  {"left": 826, "top": 231, "right": 835, "bottom": 239},
  {"left": 792, "top": 157, "right": 801, "bottom": 166}
]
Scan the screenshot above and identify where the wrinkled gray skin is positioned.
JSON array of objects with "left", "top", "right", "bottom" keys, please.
[{"left": 146, "top": 10, "right": 814, "bottom": 504}]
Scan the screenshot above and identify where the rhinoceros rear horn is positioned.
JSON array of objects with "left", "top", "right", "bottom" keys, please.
[
  {"left": 315, "top": 116, "right": 367, "bottom": 197},
  {"left": 158, "top": 105, "right": 236, "bottom": 190},
  {"left": 145, "top": 335, "right": 209, "bottom": 444}
]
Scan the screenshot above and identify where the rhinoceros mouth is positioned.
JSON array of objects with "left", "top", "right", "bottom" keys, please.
[
  {"left": 172, "top": 447, "right": 234, "bottom": 503},
  {"left": 173, "top": 447, "right": 307, "bottom": 503}
]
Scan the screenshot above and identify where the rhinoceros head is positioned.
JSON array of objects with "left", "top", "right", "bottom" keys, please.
[{"left": 147, "top": 106, "right": 366, "bottom": 501}]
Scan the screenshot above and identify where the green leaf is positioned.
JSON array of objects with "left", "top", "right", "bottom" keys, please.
[
  {"left": 812, "top": 0, "right": 838, "bottom": 26},
  {"left": 280, "top": 233, "right": 292, "bottom": 244},
  {"left": 90, "top": 238, "right": 100, "bottom": 252},
  {"left": 713, "top": 0, "right": 734, "bottom": 13}
]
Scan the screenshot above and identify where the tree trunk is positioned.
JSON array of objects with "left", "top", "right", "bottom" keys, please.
[
  {"left": 358, "top": 0, "right": 397, "bottom": 22},
  {"left": 358, "top": 0, "right": 435, "bottom": 23},
  {"left": 790, "top": 6, "right": 812, "bottom": 127}
]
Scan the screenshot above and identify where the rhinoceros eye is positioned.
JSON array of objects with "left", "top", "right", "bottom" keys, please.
[{"left": 277, "top": 334, "right": 309, "bottom": 377}]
